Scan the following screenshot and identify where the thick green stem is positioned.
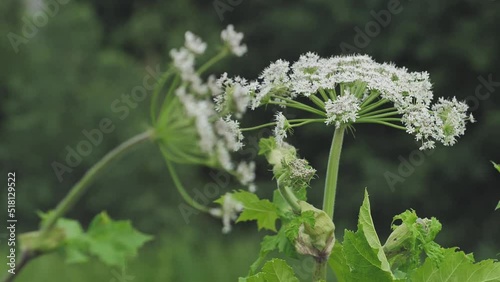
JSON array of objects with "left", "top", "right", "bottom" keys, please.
[
  {"left": 40, "top": 130, "right": 154, "bottom": 233},
  {"left": 314, "top": 126, "right": 345, "bottom": 281},
  {"left": 322, "top": 126, "right": 346, "bottom": 219}
]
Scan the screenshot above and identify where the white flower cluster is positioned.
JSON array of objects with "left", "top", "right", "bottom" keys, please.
[
  {"left": 403, "top": 97, "right": 474, "bottom": 149},
  {"left": 168, "top": 28, "right": 256, "bottom": 189},
  {"left": 217, "top": 53, "right": 473, "bottom": 150},
  {"left": 209, "top": 194, "right": 243, "bottom": 234},
  {"left": 273, "top": 112, "right": 288, "bottom": 146},
  {"left": 237, "top": 161, "right": 257, "bottom": 192},
  {"left": 214, "top": 73, "right": 256, "bottom": 118},
  {"left": 248, "top": 53, "right": 434, "bottom": 109},
  {"left": 221, "top": 25, "right": 248, "bottom": 57},
  {"left": 325, "top": 90, "right": 360, "bottom": 128},
  {"left": 185, "top": 31, "right": 207, "bottom": 55},
  {"left": 215, "top": 116, "right": 244, "bottom": 152}
]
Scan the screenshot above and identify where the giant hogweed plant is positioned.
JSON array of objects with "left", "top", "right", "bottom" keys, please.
[{"left": 6, "top": 26, "right": 500, "bottom": 282}]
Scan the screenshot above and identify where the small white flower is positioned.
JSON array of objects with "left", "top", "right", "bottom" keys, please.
[
  {"left": 260, "top": 59, "right": 290, "bottom": 87},
  {"left": 325, "top": 90, "right": 360, "bottom": 128},
  {"left": 274, "top": 112, "right": 288, "bottom": 146},
  {"left": 236, "top": 161, "right": 256, "bottom": 186},
  {"left": 469, "top": 113, "right": 476, "bottom": 123},
  {"left": 208, "top": 75, "right": 223, "bottom": 97},
  {"left": 184, "top": 31, "right": 207, "bottom": 55},
  {"left": 221, "top": 25, "right": 247, "bottom": 57},
  {"left": 176, "top": 87, "right": 217, "bottom": 153},
  {"left": 210, "top": 194, "right": 243, "bottom": 234},
  {"left": 215, "top": 116, "right": 244, "bottom": 152},
  {"left": 214, "top": 74, "right": 251, "bottom": 117},
  {"left": 290, "top": 52, "right": 322, "bottom": 96},
  {"left": 248, "top": 184, "right": 257, "bottom": 193},
  {"left": 169, "top": 47, "right": 195, "bottom": 80},
  {"left": 217, "top": 141, "right": 233, "bottom": 170}
]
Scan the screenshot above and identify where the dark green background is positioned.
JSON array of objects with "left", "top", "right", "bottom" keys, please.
[{"left": 1, "top": 0, "right": 499, "bottom": 281}]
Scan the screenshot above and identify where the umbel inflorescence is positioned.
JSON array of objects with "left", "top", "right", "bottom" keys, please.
[
  {"left": 156, "top": 25, "right": 475, "bottom": 233},
  {"left": 216, "top": 52, "right": 475, "bottom": 150}
]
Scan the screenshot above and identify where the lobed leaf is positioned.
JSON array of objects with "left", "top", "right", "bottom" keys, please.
[
  {"left": 411, "top": 248, "right": 500, "bottom": 282},
  {"left": 232, "top": 190, "right": 279, "bottom": 232}
]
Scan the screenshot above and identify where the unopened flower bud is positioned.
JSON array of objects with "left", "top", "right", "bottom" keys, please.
[{"left": 294, "top": 201, "right": 335, "bottom": 262}]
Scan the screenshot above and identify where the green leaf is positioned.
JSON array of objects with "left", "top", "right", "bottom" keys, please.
[
  {"left": 261, "top": 259, "right": 299, "bottom": 282},
  {"left": 411, "top": 248, "right": 500, "bottom": 282},
  {"left": 242, "top": 259, "right": 299, "bottom": 282},
  {"left": 56, "top": 219, "right": 88, "bottom": 263},
  {"left": 492, "top": 161, "right": 500, "bottom": 173},
  {"left": 358, "top": 190, "right": 392, "bottom": 274},
  {"left": 496, "top": 201, "right": 500, "bottom": 211},
  {"left": 85, "top": 212, "right": 153, "bottom": 266},
  {"left": 284, "top": 210, "right": 315, "bottom": 242},
  {"left": 383, "top": 209, "right": 443, "bottom": 271},
  {"left": 328, "top": 243, "right": 350, "bottom": 282},
  {"left": 272, "top": 190, "right": 294, "bottom": 219},
  {"left": 232, "top": 190, "right": 279, "bottom": 232},
  {"left": 329, "top": 190, "right": 397, "bottom": 281},
  {"left": 57, "top": 218, "right": 84, "bottom": 239},
  {"left": 343, "top": 229, "right": 395, "bottom": 282},
  {"left": 58, "top": 212, "right": 152, "bottom": 267},
  {"left": 248, "top": 226, "right": 297, "bottom": 275},
  {"left": 258, "top": 137, "right": 277, "bottom": 156}
]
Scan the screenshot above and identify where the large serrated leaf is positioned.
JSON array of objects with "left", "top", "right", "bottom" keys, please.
[
  {"left": 343, "top": 229, "right": 395, "bottom": 282},
  {"left": 329, "top": 190, "right": 397, "bottom": 282},
  {"left": 411, "top": 248, "right": 500, "bottom": 282},
  {"left": 328, "top": 243, "right": 349, "bottom": 282}
]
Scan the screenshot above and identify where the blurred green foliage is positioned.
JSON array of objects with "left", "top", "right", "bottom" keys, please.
[{"left": 0, "top": 0, "right": 499, "bottom": 281}]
